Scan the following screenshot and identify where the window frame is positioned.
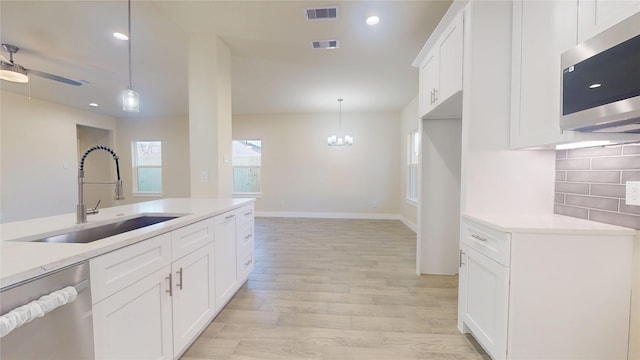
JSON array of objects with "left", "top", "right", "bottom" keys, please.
[
  {"left": 131, "top": 140, "right": 163, "bottom": 196},
  {"left": 232, "top": 139, "right": 263, "bottom": 197},
  {"left": 406, "top": 130, "right": 419, "bottom": 206}
]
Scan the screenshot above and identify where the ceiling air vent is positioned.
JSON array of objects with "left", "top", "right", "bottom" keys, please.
[
  {"left": 304, "top": 6, "right": 339, "bottom": 20},
  {"left": 311, "top": 40, "right": 339, "bottom": 49}
]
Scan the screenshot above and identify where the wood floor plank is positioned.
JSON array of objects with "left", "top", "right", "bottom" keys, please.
[{"left": 180, "top": 218, "right": 488, "bottom": 359}]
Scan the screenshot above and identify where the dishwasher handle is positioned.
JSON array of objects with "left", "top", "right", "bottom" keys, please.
[{"left": 0, "top": 281, "right": 85, "bottom": 339}]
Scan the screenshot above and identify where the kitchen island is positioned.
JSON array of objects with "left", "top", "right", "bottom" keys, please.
[
  {"left": 1, "top": 198, "right": 255, "bottom": 359},
  {"left": 0, "top": 198, "right": 253, "bottom": 289}
]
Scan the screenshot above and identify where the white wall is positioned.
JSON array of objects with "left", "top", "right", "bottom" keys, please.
[
  {"left": 400, "top": 96, "right": 419, "bottom": 230},
  {"left": 0, "top": 90, "right": 116, "bottom": 222},
  {"left": 115, "top": 116, "right": 191, "bottom": 205},
  {"left": 233, "top": 112, "right": 401, "bottom": 217}
]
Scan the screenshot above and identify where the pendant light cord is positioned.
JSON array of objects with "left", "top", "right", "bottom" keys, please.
[
  {"left": 127, "top": 0, "right": 133, "bottom": 90},
  {"left": 338, "top": 98, "right": 343, "bottom": 128}
]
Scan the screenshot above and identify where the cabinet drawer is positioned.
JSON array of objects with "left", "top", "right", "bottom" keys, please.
[
  {"left": 236, "top": 204, "right": 254, "bottom": 226},
  {"left": 171, "top": 218, "right": 214, "bottom": 261},
  {"left": 237, "top": 223, "right": 254, "bottom": 250},
  {"left": 462, "top": 220, "right": 511, "bottom": 267},
  {"left": 90, "top": 233, "right": 172, "bottom": 304}
]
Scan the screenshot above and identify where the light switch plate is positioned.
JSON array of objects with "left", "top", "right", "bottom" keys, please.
[{"left": 626, "top": 181, "right": 640, "bottom": 206}]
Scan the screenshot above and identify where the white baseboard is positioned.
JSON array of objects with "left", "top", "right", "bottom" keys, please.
[
  {"left": 399, "top": 216, "right": 417, "bottom": 233},
  {"left": 255, "top": 211, "right": 418, "bottom": 233},
  {"left": 255, "top": 211, "right": 400, "bottom": 221}
]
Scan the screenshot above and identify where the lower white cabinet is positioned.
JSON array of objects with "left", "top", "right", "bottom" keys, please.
[
  {"left": 93, "top": 266, "right": 173, "bottom": 360},
  {"left": 214, "top": 212, "right": 238, "bottom": 311},
  {"left": 171, "top": 243, "right": 215, "bottom": 356},
  {"left": 458, "top": 216, "right": 634, "bottom": 360}
]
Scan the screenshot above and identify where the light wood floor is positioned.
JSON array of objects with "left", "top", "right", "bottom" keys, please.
[{"left": 181, "top": 218, "right": 489, "bottom": 360}]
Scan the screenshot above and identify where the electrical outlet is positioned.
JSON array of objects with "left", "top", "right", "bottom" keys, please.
[{"left": 626, "top": 181, "right": 640, "bottom": 206}]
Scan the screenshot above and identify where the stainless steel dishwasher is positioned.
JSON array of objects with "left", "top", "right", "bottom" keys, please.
[{"left": 0, "top": 261, "right": 94, "bottom": 359}]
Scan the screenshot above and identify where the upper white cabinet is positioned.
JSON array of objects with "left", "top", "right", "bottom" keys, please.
[
  {"left": 510, "top": 0, "right": 640, "bottom": 149},
  {"left": 417, "top": 13, "right": 463, "bottom": 119},
  {"left": 578, "top": 0, "right": 640, "bottom": 42}
]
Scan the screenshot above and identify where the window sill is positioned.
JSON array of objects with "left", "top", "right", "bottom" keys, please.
[
  {"left": 405, "top": 198, "right": 418, "bottom": 207},
  {"left": 233, "top": 192, "right": 263, "bottom": 199},
  {"left": 132, "top": 192, "right": 164, "bottom": 197}
]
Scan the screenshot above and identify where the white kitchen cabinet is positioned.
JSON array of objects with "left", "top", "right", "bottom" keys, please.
[
  {"left": 578, "top": 0, "right": 640, "bottom": 42},
  {"left": 171, "top": 243, "right": 215, "bottom": 356},
  {"left": 93, "top": 266, "right": 173, "bottom": 360},
  {"left": 92, "top": 217, "right": 216, "bottom": 360},
  {"left": 458, "top": 216, "right": 634, "bottom": 359},
  {"left": 510, "top": 0, "right": 640, "bottom": 149},
  {"left": 235, "top": 204, "right": 255, "bottom": 282},
  {"left": 418, "top": 12, "right": 463, "bottom": 119},
  {"left": 214, "top": 212, "right": 238, "bottom": 311}
]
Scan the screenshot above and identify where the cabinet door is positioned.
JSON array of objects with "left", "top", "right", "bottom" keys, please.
[
  {"left": 578, "top": 0, "right": 640, "bottom": 42},
  {"left": 419, "top": 51, "right": 439, "bottom": 117},
  {"left": 236, "top": 223, "right": 255, "bottom": 282},
  {"left": 437, "top": 14, "right": 463, "bottom": 105},
  {"left": 93, "top": 266, "right": 173, "bottom": 360},
  {"left": 460, "top": 245, "right": 509, "bottom": 360},
  {"left": 510, "top": 0, "right": 578, "bottom": 148},
  {"left": 172, "top": 244, "right": 216, "bottom": 356},
  {"left": 214, "top": 212, "right": 238, "bottom": 311}
]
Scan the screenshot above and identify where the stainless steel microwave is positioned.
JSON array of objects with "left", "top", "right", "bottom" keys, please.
[{"left": 560, "top": 12, "right": 640, "bottom": 133}]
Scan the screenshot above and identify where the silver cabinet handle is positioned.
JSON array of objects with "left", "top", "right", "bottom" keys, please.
[
  {"left": 244, "top": 211, "right": 253, "bottom": 216},
  {"left": 176, "top": 268, "right": 183, "bottom": 290},
  {"left": 165, "top": 273, "right": 173, "bottom": 297},
  {"left": 471, "top": 234, "right": 488, "bottom": 242},
  {"left": 225, "top": 214, "right": 236, "bottom": 220},
  {"left": 244, "top": 259, "right": 252, "bottom": 266},
  {"left": 459, "top": 250, "right": 465, "bottom": 267},
  {"left": 433, "top": 88, "right": 438, "bottom": 102},
  {"left": 244, "top": 233, "right": 252, "bottom": 240},
  {"left": 430, "top": 90, "right": 434, "bottom": 105}
]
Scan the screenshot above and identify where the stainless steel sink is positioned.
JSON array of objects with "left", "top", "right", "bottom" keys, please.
[{"left": 32, "top": 216, "right": 180, "bottom": 244}]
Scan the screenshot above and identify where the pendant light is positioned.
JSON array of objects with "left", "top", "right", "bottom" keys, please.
[
  {"left": 327, "top": 98, "right": 353, "bottom": 146},
  {"left": 122, "top": 0, "right": 139, "bottom": 112}
]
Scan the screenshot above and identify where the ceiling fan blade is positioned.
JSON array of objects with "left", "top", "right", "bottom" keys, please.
[{"left": 26, "top": 69, "right": 82, "bottom": 86}]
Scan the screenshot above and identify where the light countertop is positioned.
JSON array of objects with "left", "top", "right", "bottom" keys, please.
[
  {"left": 463, "top": 212, "right": 638, "bottom": 236},
  {"left": 0, "top": 198, "right": 254, "bottom": 289}
]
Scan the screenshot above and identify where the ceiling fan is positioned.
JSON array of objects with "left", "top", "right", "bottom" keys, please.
[{"left": 0, "top": 43, "right": 82, "bottom": 86}]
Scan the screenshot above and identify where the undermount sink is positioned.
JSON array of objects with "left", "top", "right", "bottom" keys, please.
[{"left": 31, "top": 216, "right": 180, "bottom": 244}]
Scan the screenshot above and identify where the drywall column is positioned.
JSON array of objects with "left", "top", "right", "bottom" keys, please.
[{"left": 188, "top": 36, "right": 233, "bottom": 198}]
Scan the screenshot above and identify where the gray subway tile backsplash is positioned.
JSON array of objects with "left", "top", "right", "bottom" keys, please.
[
  {"left": 567, "top": 146, "right": 622, "bottom": 158},
  {"left": 555, "top": 182, "right": 590, "bottom": 195},
  {"left": 591, "top": 155, "right": 640, "bottom": 170},
  {"left": 554, "top": 143, "right": 640, "bottom": 230},
  {"left": 565, "top": 170, "right": 620, "bottom": 183},
  {"left": 590, "top": 184, "right": 626, "bottom": 198},
  {"left": 556, "top": 158, "right": 591, "bottom": 170}
]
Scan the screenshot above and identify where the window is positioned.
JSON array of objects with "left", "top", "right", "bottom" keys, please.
[
  {"left": 407, "top": 130, "right": 419, "bottom": 204},
  {"left": 132, "top": 141, "right": 162, "bottom": 194},
  {"left": 232, "top": 140, "right": 262, "bottom": 195}
]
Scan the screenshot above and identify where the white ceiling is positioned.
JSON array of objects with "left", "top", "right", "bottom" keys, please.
[{"left": 0, "top": 0, "right": 451, "bottom": 118}]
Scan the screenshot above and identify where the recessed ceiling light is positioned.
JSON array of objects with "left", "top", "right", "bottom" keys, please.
[
  {"left": 113, "top": 32, "right": 129, "bottom": 41},
  {"left": 366, "top": 16, "right": 380, "bottom": 26},
  {"left": 89, "top": 102, "right": 99, "bottom": 107}
]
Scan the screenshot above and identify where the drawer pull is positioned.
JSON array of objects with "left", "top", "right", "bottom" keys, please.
[
  {"left": 244, "top": 234, "right": 252, "bottom": 240},
  {"left": 244, "top": 211, "right": 253, "bottom": 216},
  {"left": 165, "top": 273, "right": 173, "bottom": 297},
  {"left": 176, "top": 268, "right": 183, "bottom": 290},
  {"left": 244, "top": 259, "right": 252, "bottom": 266},
  {"left": 459, "top": 250, "right": 465, "bottom": 267},
  {"left": 471, "top": 234, "right": 488, "bottom": 242},
  {"left": 225, "top": 214, "right": 236, "bottom": 220}
]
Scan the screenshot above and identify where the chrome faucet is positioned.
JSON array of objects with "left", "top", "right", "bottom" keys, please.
[{"left": 77, "top": 145, "right": 124, "bottom": 224}]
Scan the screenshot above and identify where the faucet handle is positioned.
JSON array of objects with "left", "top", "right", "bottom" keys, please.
[{"left": 86, "top": 200, "right": 101, "bottom": 215}]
